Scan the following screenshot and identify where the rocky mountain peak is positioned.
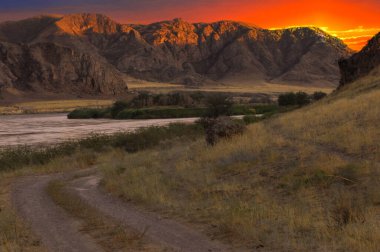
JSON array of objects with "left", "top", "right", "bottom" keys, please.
[
  {"left": 0, "top": 13, "right": 355, "bottom": 98},
  {"left": 55, "top": 13, "right": 123, "bottom": 35}
]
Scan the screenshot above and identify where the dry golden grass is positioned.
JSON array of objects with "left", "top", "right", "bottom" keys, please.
[
  {"left": 101, "top": 77, "right": 380, "bottom": 251},
  {"left": 0, "top": 99, "right": 114, "bottom": 115},
  {"left": 128, "top": 79, "right": 333, "bottom": 95}
]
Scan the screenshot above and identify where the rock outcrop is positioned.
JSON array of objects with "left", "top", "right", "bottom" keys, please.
[
  {"left": 339, "top": 32, "right": 380, "bottom": 87},
  {"left": 0, "top": 13, "right": 353, "bottom": 96},
  {"left": 0, "top": 41, "right": 127, "bottom": 95}
]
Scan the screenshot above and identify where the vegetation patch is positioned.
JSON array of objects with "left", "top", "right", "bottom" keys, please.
[
  {"left": 278, "top": 91, "right": 327, "bottom": 106},
  {"left": 0, "top": 123, "right": 203, "bottom": 172},
  {"left": 67, "top": 92, "right": 275, "bottom": 120}
]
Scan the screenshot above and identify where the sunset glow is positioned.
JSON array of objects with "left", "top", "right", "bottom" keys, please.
[{"left": 1, "top": 0, "right": 379, "bottom": 50}]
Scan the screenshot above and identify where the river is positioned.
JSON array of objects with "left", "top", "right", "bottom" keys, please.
[{"left": 0, "top": 113, "right": 198, "bottom": 147}]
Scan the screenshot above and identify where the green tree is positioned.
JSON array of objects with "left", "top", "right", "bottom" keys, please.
[
  {"left": 205, "top": 94, "right": 233, "bottom": 118},
  {"left": 278, "top": 92, "right": 297, "bottom": 106},
  {"left": 295, "top": 92, "right": 311, "bottom": 106}
]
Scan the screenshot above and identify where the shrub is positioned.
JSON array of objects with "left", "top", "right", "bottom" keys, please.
[
  {"left": 67, "top": 108, "right": 110, "bottom": 119},
  {"left": 243, "top": 115, "right": 260, "bottom": 125},
  {"left": 130, "top": 92, "right": 151, "bottom": 107},
  {"left": 110, "top": 101, "right": 129, "bottom": 117},
  {"left": 278, "top": 92, "right": 311, "bottom": 106},
  {"left": 253, "top": 104, "right": 279, "bottom": 114},
  {"left": 189, "top": 92, "right": 205, "bottom": 103},
  {"left": 295, "top": 91, "right": 311, "bottom": 106},
  {"left": 312, "top": 91, "right": 327, "bottom": 101},
  {"left": 278, "top": 92, "right": 297, "bottom": 106},
  {"left": 200, "top": 117, "right": 246, "bottom": 145},
  {"left": 205, "top": 94, "right": 233, "bottom": 118}
]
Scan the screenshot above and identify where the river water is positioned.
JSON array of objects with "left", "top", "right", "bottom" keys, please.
[{"left": 0, "top": 113, "right": 198, "bottom": 147}]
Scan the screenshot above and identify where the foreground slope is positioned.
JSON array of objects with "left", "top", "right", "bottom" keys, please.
[
  {"left": 101, "top": 68, "right": 380, "bottom": 250},
  {"left": 0, "top": 13, "right": 351, "bottom": 90}
]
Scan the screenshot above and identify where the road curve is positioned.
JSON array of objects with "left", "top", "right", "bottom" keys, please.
[
  {"left": 68, "top": 175, "right": 231, "bottom": 252},
  {"left": 12, "top": 174, "right": 103, "bottom": 252}
]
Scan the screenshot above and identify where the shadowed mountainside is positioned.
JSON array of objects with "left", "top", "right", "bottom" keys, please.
[
  {"left": 0, "top": 13, "right": 352, "bottom": 97},
  {"left": 0, "top": 41, "right": 128, "bottom": 96},
  {"left": 339, "top": 32, "right": 380, "bottom": 87}
]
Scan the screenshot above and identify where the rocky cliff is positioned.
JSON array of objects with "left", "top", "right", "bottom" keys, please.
[
  {"left": 0, "top": 13, "right": 353, "bottom": 96},
  {"left": 339, "top": 32, "right": 380, "bottom": 87},
  {"left": 0, "top": 41, "right": 127, "bottom": 95}
]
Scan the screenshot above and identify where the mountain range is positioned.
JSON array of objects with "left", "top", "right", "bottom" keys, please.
[{"left": 0, "top": 13, "right": 354, "bottom": 97}]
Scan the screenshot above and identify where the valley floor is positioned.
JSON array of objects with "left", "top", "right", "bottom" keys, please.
[
  {"left": 1, "top": 77, "right": 378, "bottom": 251},
  {"left": 0, "top": 99, "right": 114, "bottom": 115},
  {"left": 0, "top": 81, "right": 333, "bottom": 115},
  {"left": 127, "top": 80, "right": 334, "bottom": 95}
]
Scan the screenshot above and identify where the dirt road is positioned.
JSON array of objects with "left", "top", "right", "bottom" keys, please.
[
  {"left": 12, "top": 172, "right": 231, "bottom": 252},
  {"left": 12, "top": 174, "right": 103, "bottom": 252},
  {"left": 68, "top": 175, "right": 230, "bottom": 252}
]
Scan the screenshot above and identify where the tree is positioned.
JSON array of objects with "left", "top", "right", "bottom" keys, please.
[
  {"left": 295, "top": 92, "right": 311, "bottom": 106},
  {"left": 205, "top": 94, "right": 233, "bottom": 118},
  {"left": 111, "top": 101, "right": 129, "bottom": 117},
  {"left": 278, "top": 92, "right": 311, "bottom": 106},
  {"left": 278, "top": 92, "right": 297, "bottom": 106}
]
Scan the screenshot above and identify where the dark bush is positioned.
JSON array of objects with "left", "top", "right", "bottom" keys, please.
[
  {"left": 243, "top": 115, "right": 260, "bottom": 125},
  {"left": 189, "top": 92, "right": 205, "bottom": 103},
  {"left": 111, "top": 101, "right": 130, "bottom": 117},
  {"left": 200, "top": 117, "right": 246, "bottom": 146},
  {"left": 278, "top": 92, "right": 311, "bottom": 106},
  {"left": 312, "top": 91, "right": 327, "bottom": 101},
  {"left": 67, "top": 108, "right": 110, "bottom": 119},
  {"left": 253, "top": 104, "right": 279, "bottom": 114},
  {"left": 278, "top": 92, "right": 297, "bottom": 106},
  {"left": 295, "top": 92, "right": 311, "bottom": 106},
  {"left": 205, "top": 94, "right": 233, "bottom": 118}
]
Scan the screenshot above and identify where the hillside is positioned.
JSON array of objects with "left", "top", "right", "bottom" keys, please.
[
  {"left": 97, "top": 34, "right": 379, "bottom": 250},
  {"left": 339, "top": 32, "right": 380, "bottom": 87},
  {"left": 0, "top": 13, "right": 352, "bottom": 98}
]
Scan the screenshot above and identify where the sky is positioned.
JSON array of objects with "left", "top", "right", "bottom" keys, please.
[{"left": 0, "top": 0, "right": 379, "bottom": 50}]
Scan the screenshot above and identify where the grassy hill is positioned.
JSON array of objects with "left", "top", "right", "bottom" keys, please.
[
  {"left": 0, "top": 70, "right": 378, "bottom": 251},
  {"left": 100, "top": 74, "right": 380, "bottom": 251}
]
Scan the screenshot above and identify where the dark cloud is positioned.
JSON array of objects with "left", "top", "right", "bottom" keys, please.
[{"left": 0, "top": 0, "right": 219, "bottom": 11}]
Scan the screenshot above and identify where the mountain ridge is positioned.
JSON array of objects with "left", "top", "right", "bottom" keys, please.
[
  {"left": 0, "top": 13, "right": 353, "bottom": 97},
  {"left": 339, "top": 32, "right": 380, "bottom": 87}
]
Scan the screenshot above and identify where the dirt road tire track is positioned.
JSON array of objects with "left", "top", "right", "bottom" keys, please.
[
  {"left": 68, "top": 175, "right": 231, "bottom": 252},
  {"left": 12, "top": 174, "right": 103, "bottom": 252},
  {"left": 12, "top": 171, "right": 233, "bottom": 251}
]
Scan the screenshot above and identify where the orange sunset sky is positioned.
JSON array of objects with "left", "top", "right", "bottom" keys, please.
[{"left": 1, "top": 0, "right": 379, "bottom": 50}]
